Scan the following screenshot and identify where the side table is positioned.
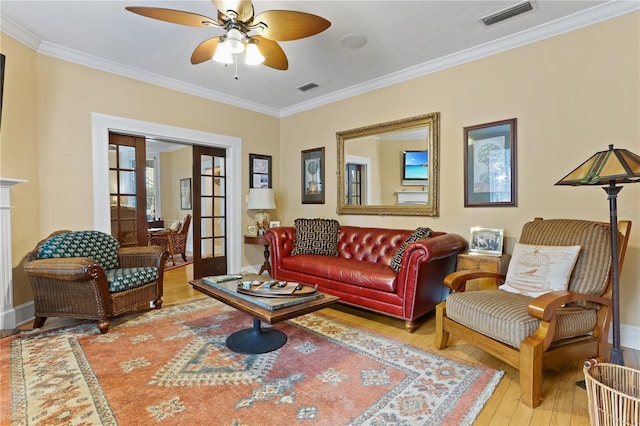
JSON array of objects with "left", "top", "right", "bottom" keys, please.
[
  {"left": 456, "top": 252, "right": 511, "bottom": 291},
  {"left": 244, "top": 234, "right": 271, "bottom": 275}
]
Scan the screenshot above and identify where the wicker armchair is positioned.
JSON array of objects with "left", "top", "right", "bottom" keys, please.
[
  {"left": 148, "top": 214, "right": 191, "bottom": 265},
  {"left": 435, "top": 218, "right": 631, "bottom": 407},
  {"left": 24, "top": 230, "right": 169, "bottom": 334}
]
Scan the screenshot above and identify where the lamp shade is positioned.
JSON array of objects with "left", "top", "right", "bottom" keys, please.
[
  {"left": 213, "top": 39, "right": 233, "bottom": 64},
  {"left": 244, "top": 39, "right": 265, "bottom": 65},
  {"left": 555, "top": 144, "right": 640, "bottom": 186},
  {"left": 247, "top": 188, "right": 276, "bottom": 210}
]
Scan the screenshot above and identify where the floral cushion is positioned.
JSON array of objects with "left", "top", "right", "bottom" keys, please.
[
  {"left": 105, "top": 267, "right": 159, "bottom": 293},
  {"left": 37, "top": 230, "right": 120, "bottom": 270}
]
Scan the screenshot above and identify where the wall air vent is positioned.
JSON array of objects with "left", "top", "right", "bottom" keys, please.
[
  {"left": 297, "top": 82, "right": 319, "bottom": 93},
  {"left": 481, "top": 1, "right": 534, "bottom": 26}
]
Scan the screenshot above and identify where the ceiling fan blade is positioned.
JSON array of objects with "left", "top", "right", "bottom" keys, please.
[
  {"left": 211, "top": 0, "right": 254, "bottom": 22},
  {"left": 126, "top": 7, "right": 220, "bottom": 27},
  {"left": 253, "top": 36, "right": 288, "bottom": 70},
  {"left": 191, "top": 37, "right": 221, "bottom": 64},
  {"left": 253, "top": 10, "right": 330, "bottom": 41}
]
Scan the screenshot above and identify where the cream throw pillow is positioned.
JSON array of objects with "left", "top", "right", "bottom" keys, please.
[{"left": 499, "top": 243, "right": 581, "bottom": 298}]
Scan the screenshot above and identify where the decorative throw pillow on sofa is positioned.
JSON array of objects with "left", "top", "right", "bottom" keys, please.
[
  {"left": 390, "top": 227, "right": 433, "bottom": 272},
  {"left": 291, "top": 218, "right": 340, "bottom": 256},
  {"left": 499, "top": 243, "right": 581, "bottom": 297}
]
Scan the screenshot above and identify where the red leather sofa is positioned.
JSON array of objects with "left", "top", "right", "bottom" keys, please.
[{"left": 266, "top": 225, "right": 467, "bottom": 332}]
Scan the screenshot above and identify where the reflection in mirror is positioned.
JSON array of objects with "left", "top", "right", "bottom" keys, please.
[{"left": 337, "top": 113, "right": 439, "bottom": 216}]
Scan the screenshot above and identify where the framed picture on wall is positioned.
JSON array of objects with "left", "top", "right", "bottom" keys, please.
[
  {"left": 180, "top": 178, "right": 192, "bottom": 210},
  {"left": 464, "top": 118, "right": 517, "bottom": 207},
  {"left": 249, "top": 154, "right": 272, "bottom": 188},
  {"left": 301, "top": 147, "right": 325, "bottom": 204}
]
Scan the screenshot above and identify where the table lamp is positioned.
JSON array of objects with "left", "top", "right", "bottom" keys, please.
[
  {"left": 556, "top": 144, "right": 640, "bottom": 365},
  {"left": 247, "top": 188, "right": 276, "bottom": 234}
]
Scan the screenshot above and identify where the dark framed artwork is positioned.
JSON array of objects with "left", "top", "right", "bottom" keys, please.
[
  {"left": 249, "top": 153, "right": 272, "bottom": 188},
  {"left": 464, "top": 118, "right": 517, "bottom": 207},
  {"left": 0, "top": 53, "right": 5, "bottom": 128},
  {"left": 301, "top": 147, "right": 325, "bottom": 204},
  {"left": 180, "top": 178, "right": 192, "bottom": 210}
]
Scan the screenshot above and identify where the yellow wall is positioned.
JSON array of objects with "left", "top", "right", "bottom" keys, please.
[
  {"left": 1, "top": 12, "right": 639, "bottom": 329},
  {"left": 1, "top": 32, "right": 280, "bottom": 305},
  {"left": 280, "top": 13, "right": 640, "bottom": 328},
  {"left": 0, "top": 35, "right": 40, "bottom": 305}
]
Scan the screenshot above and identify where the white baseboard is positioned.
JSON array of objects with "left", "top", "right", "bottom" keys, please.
[
  {"left": 14, "top": 301, "right": 35, "bottom": 326},
  {"left": 0, "top": 305, "right": 16, "bottom": 329},
  {"left": 12, "top": 295, "right": 640, "bottom": 351},
  {"left": 240, "top": 265, "right": 262, "bottom": 274},
  {"left": 615, "top": 323, "right": 640, "bottom": 351}
]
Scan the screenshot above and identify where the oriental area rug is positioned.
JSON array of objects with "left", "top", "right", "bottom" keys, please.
[{"left": 1, "top": 298, "right": 503, "bottom": 425}]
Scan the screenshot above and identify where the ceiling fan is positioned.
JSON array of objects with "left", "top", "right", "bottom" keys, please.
[{"left": 125, "top": 0, "right": 331, "bottom": 71}]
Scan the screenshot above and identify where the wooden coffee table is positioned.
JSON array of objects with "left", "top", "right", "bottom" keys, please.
[{"left": 190, "top": 275, "right": 339, "bottom": 354}]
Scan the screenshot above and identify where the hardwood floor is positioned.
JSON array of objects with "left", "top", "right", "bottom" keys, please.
[{"left": 20, "top": 264, "right": 640, "bottom": 425}]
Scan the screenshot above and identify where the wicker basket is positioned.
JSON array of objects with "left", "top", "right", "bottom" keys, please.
[{"left": 584, "top": 362, "right": 640, "bottom": 426}]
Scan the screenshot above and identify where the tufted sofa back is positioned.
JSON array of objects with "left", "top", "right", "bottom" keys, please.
[{"left": 337, "top": 226, "right": 444, "bottom": 266}]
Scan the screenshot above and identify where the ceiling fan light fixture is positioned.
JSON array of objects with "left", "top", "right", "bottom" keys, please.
[
  {"left": 213, "top": 38, "right": 234, "bottom": 64},
  {"left": 244, "top": 39, "right": 265, "bottom": 65},
  {"left": 225, "top": 27, "right": 246, "bottom": 53}
]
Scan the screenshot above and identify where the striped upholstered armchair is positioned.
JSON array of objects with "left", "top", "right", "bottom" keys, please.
[
  {"left": 24, "top": 230, "right": 169, "bottom": 333},
  {"left": 435, "top": 218, "right": 631, "bottom": 408}
]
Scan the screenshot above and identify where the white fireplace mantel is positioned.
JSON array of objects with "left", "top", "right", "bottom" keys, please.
[{"left": 1, "top": 177, "right": 27, "bottom": 329}]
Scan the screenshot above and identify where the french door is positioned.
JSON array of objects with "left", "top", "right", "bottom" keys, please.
[
  {"left": 108, "top": 133, "right": 147, "bottom": 246},
  {"left": 192, "top": 145, "right": 228, "bottom": 278}
]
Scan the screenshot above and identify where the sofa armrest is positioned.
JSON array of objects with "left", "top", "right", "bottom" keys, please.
[
  {"left": 266, "top": 227, "right": 295, "bottom": 275},
  {"left": 400, "top": 233, "right": 468, "bottom": 270},
  {"left": 119, "top": 245, "right": 168, "bottom": 269},
  {"left": 24, "top": 257, "right": 103, "bottom": 281},
  {"left": 397, "top": 233, "right": 467, "bottom": 318}
]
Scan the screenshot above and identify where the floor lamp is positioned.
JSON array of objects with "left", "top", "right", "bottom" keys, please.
[{"left": 556, "top": 144, "right": 640, "bottom": 365}]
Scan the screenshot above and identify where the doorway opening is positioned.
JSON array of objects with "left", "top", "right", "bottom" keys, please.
[{"left": 92, "top": 113, "right": 242, "bottom": 274}]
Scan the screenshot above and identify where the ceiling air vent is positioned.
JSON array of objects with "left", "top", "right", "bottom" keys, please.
[
  {"left": 481, "top": 1, "right": 533, "bottom": 26},
  {"left": 297, "top": 82, "right": 319, "bottom": 93}
]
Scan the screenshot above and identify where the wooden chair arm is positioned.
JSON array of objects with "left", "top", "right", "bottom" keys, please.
[
  {"left": 444, "top": 270, "right": 506, "bottom": 292},
  {"left": 527, "top": 291, "right": 610, "bottom": 322},
  {"left": 24, "top": 257, "right": 102, "bottom": 281}
]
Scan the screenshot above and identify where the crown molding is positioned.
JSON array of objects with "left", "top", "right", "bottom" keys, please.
[
  {"left": 36, "top": 40, "right": 281, "bottom": 117},
  {"left": 1, "top": 15, "right": 41, "bottom": 50},
  {"left": 2, "top": 1, "right": 638, "bottom": 118},
  {"left": 279, "top": 0, "right": 640, "bottom": 117}
]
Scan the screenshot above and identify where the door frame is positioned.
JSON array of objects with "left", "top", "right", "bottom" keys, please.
[{"left": 91, "top": 113, "right": 242, "bottom": 273}]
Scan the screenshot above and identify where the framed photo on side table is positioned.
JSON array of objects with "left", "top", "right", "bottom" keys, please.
[
  {"left": 301, "top": 147, "right": 325, "bottom": 204},
  {"left": 464, "top": 118, "right": 517, "bottom": 207},
  {"left": 469, "top": 227, "right": 504, "bottom": 255},
  {"left": 249, "top": 154, "right": 272, "bottom": 188}
]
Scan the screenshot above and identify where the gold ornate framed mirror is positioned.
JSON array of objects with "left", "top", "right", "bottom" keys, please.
[{"left": 337, "top": 112, "right": 439, "bottom": 216}]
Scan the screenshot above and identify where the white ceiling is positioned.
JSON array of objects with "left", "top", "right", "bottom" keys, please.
[{"left": 1, "top": 1, "right": 637, "bottom": 117}]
